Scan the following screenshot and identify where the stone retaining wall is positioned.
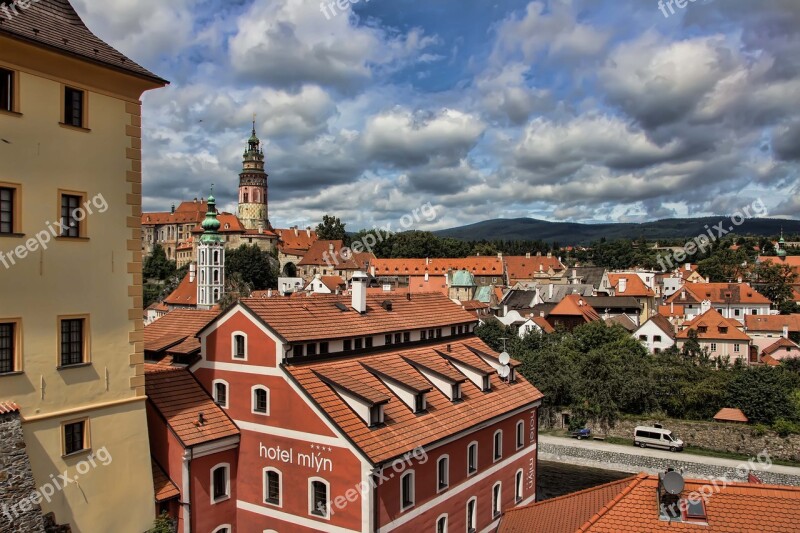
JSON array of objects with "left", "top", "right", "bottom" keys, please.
[
  {"left": 539, "top": 442, "right": 800, "bottom": 487},
  {"left": 0, "top": 412, "right": 45, "bottom": 533}
]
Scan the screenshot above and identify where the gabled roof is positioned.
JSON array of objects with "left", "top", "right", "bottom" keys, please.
[
  {"left": 667, "top": 283, "right": 771, "bottom": 305},
  {"left": 570, "top": 267, "right": 607, "bottom": 288},
  {"left": 500, "top": 473, "right": 800, "bottom": 532},
  {"left": 584, "top": 296, "right": 641, "bottom": 310},
  {"left": 163, "top": 272, "right": 197, "bottom": 307},
  {"left": 298, "top": 240, "right": 374, "bottom": 269},
  {"left": 531, "top": 316, "right": 555, "bottom": 333},
  {"left": 151, "top": 460, "right": 180, "bottom": 503},
  {"left": 504, "top": 255, "right": 566, "bottom": 281},
  {"left": 606, "top": 274, "right": 656, "bottom": 297},
  {"left": 637, "top": 314, "right": 676, "bottom": 339},
  {"left": 275, "top": 227, "right": 318, "bottom": 254},
  {"left": 238, "top": 292, "right": 476, "bottom": 343},
  {"left": 0, "top": 0, "right": 167, "bottom": 84},
  {"left": 658, "top": 304, "right": 685, "bottom": 319},
  {"left": 676, "top": 309, "right": 750, "bottom": 341},
  {"left": 549, "top": 294, "right": 600, "bottom": 322},
  {"left": 286, "top": 337, "right": 543, "bottom": 465},
  {"left": 144, "top": 309, "right": 219, "bottom": 357},
  {"left": 145, "top": 366, "right": 239, "bottom": 448},
  {"left": 745, "top": 314, "right": 800, "bottom": 333},
  {"left": 714, "top": 408, "right": 749, "bottom": 423},
  {"left": 604, "top": 314, "right": 637, "bottom": 332}
]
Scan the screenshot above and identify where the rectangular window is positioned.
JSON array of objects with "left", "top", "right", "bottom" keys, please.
[
  {"left": 60, "top": 318, "right": 85, "bottom": 367},
  {"left": 307, "top": 343, "right": 317, "bottom": 356},
  {"left": 0, "top": 322, "right": 16, "bottom": 374},
  {"left": 458, "top": 325, "right": 463, "bottom": 334},
  {"left": 401, "top": 473, "right": 414, "bottom": 510},
  {"left": 365, "top": 337, "right": 373, "bottom": 349},
  {"left": 403, "top": 332, "right": 410, "bottom": 343},
  {"left": 653, "top": 335, "right": 662, "bottom": 343},
  {"left": 212, "top": 466, "right": 228, "bottom": 501},
  {"left": 467, "top": 499, "right": 476, "bottom": 533},
  {"left": 60, "top": 194, "right": 82, "bottom": 237},
  {"left": 311, "top": 481, "right": 328, "bottom": 516},
  {"left": 320, "top": 342, "right": 329, "bottom": 355},
  {"left": 0, "top": 187, "right": 14, "bottom": 234},
  {"left": 494, "top": 432, "right": 503, "bottom": 461},
  {"left": 385, "top": 334, "right": 392, "bottom": 345},
  {"left": 0, "top": 68, "right": 13, "bottom": 112},
  {"left": 492, "top": 483, "right": 501, "bottom": 517},
  {"left": 355, "top": 338, "right": 363, "bottom": 350},
  {"left": 710, "top": 343, "right": 717, "bottom": 352},
  {"left": 64, "top": 86, "right": 84, "bottom": 128},
  {"left": 450, "top": 327, "right": 456, "bottom": 336},
  {"left": 734, "top": 344, "right": 740, "bottom": 352},
  {"left": 344, "top": 339, "right": 352, "bottom": 351},
  {"left": 394, "top": 333, "right": 401, "bottom": 344},
  {"left": 265, "top": 470, "right": 280, "bottom": 505},
  {"left": 253, "top": 388, "right": 269, "bottom": 414},
  {"left": 437, "top": 457, "right": 449, "bottom": 491},
  {"left": 467, "top": 443, "right": 477, "bottom": 475},
  {"left": 295, "top": 344, "right": 304, "bottom": 357},
  {"left": 214, "top": 382, "right": 227, "bottom": 408},
  {"left": 436, "top": 328, "right": 442, "bottom": 338},
  {"left": 234, "top": 335, "right": 246, "bottom": 359},
  {"left": 421, "top": 330, "right": 427, "bottom": 341},
  {"left": 516, "top": 471, "right": 523, "bottom": 502},
  {"left": 516, "top": 421, "right": 524, "bottom": 449},
  {"left": 64, "top": 420, "right": 86, "bottom": 455}
]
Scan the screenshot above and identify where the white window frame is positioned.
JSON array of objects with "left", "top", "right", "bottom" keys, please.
[
  {"left": 251, "top": 385, "right": 270, "bottom": 416},
  {"left": 212, "top": 379, "right": 229, "bottom": 409},
  {"left": 263, "top": 467, "right": 282, "bottom": 508},
  {"left": 493, "top": 430, "right": 503, "bottom": 462},
  {"left": 466, "top": 496, "right": 477, "bottom": 533},
  {"left": 516, "top": 420, "right": 525, "bottom": 450},
  {"left": 211, "top": 526, "right": 231, "bottom": 533},
  {"left": 436, "top": 514, "right": 448, "bottom": 533},
  {"left": 437, "top": 455, "right": 450, "bottom": 493},
  {"left": 400, "top": 470, "right": 415, "bottom": 512},
  {"left": 515, "top": 469, "right": 524, "bottom": 503},
  {"left": 492, "top": 481, "right": 502, "bottom": 518},
  {"left": 210, "top": 463, "right": 231, "bottom": 504},
  {"left": 232, "top": 331, "right": 248, "bottom": 361},
  {"left": 467, "top": 441, "right": 478, "bottom": 476},
  {"left": 309, "top": 477, "right": 331, "bottom": 520}
]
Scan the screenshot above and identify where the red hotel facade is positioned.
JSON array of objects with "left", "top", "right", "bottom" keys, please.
[{"left": 146, "top": 279, "right": 543, "bottom": 532}]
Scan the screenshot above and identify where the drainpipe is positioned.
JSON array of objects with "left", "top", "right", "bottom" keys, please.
[{"left": 182, "top": 448, "right": 193, "bottom": 533}]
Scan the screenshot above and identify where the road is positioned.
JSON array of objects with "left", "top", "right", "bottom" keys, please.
[{"left": 539, "top": 434, "right": 800, "bottom": 477}]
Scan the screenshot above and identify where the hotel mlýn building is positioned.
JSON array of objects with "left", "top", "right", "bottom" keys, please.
[
  {"left": 0, "top": 0, "right": 167, "bottom": 531},
  {"left": 145, "top": 279, "right": 543, "bottom": 532}
]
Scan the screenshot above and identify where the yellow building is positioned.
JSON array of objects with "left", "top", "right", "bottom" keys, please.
[{"left": 0, "top": 2, "right": 167, "bottom": 532}]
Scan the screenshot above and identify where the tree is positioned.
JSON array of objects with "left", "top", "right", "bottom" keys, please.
[
  {"left": 726, "top": 366, "right": 798, "bottom": 424},
  {"left": 225, "top": 245, "right": 277, "bottom": 291},
  {"left": 143, "top": 244, "right": 176, "bottom": 281},
  {"left": 218, "top": 271, "right": 253, "bottom": 309},
  {"left": 753, "top": 262, "right": 798, "bottom": 308},
  {"left": 316, "top": 215, "right": 347, "bottom": 242},
  {"left": 697, "top": 248, "right": 751, "bottom": 282},
  {"left": 571, "top": 344, "right": 622, "bottom": 432}
]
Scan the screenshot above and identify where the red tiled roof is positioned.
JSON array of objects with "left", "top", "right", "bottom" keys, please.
[
  {"left": 676, "top": 309, "right": 750, "bottom": 341},
  {"left": 532, "top": 316, "right": 555, "bottom": 333},
  {"left": 164, "top": 272, "right": 197, "bottom": 306},
  {"left": 759, "top": 255, "right": 800, "bottom": 274},
  {"left": 370, "top": 257, "right": 504, "bottom": 277},
  {"left": 607, "top": 274, "right": 655, "bottom": 297},
  {"left": 639, "top": 314, "right": 676, "bottom": 338},
  {"left": 143, "top": 201, "right": 208, "bottom": 226},
  {"left": 0, "top": 401, "right": 20, "bottom": 415},
  {"left": 145, "top": 367, "right": 239, "bottom": 448},
  {"left": 462, "top": 300, "right": 490, "bottom": 311},
  {"left": 658, "top": 304, "right": 684, "bottom": 319},
  {"left": 504, "top": 255, "right": 565, "bottom": 282},
  {"left": 298, "top": 240, "right": 374, "bottom": 269},
  {"left": 319, "top": 276, "right": 346, "bottom": 291},
  {"left": 761, "top": 337, "right": 799, "bottom": 356},
  {"left": 239, "top": 292, "right": 477, "bottom": 343},
  {"left": 275, "top": 227, "right": 318, "bottom": 254},
  {"left": 287, "top": 337, "right": 543, "bottom": 464},
  {"left": 667, "top": 283, "right": 771, "bottom": 305},
  {"left": 713, "top": 408, "right": 749, "bottom": 423},
  {"left": 549, "top": 294, "right": 601, "bottom": 322},
  {"left": 191, "top": 213, "right": 245, "bottom": 234},
  {"left": 745, "top": 314, "right": 800, "bottom": 333},
  {"left": 0, "top": 0, "right": 166, "bottom": 83},
  {"left": 144, "top": 309, "right": 219, "bottom": 356},
  {"left": 500, "top": 473, "right": 800, "bottom": 532},
  {"left": 151, "top": 460, "right": 180, "bottom": 502},
  {"left": 500, "top": 475, "right": 638, "bottom": 533},
  {"left": 761, "top": 354, "right": 781, "bottom": 366}
]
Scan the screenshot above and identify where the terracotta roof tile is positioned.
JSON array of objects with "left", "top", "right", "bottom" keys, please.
[
  {"left": 676, "top": 309, "right": 750, "bottom": 341},
  {"left": 145, "top": 367, "right": 239, "bottom": 448},
  {"left": 275, "top": 228, "right": 318, "bottom": 254},
  {"left": 164, "top": 272, "right": 197, "bottom": 307},
  {"left": 505, "top": 255, "right": 566, "bottom": 282},
  {"left": 240, "top": 292, "right": 476, "bottom": 343},
  {"left": 745, "top": 314, "right": 800, "bottom": 333},
  {"left": 370, "top": 257, "right": 504, "bottom": 277},
  {"left": 667, "top": 283, "right": 771, "bottom": 305},
  {"left": 287, "top": 337, "right": 543, "bottom": 464},
  {"left": 607, "top": 274, "right": 656, "bottom": 297},
  {"left": 549, "top": 294, "right": 601, "bottom": 322},
  {"left": 713, "top": 408, "right": 749, "bottom": 423},
  {"left": 532, "top": 316, "right": 556, "bottom": 333},
  {"left": 151, "top": 459, "right": 180, "bottom": 502},
  {"left": 144, "top": 309, "right": 219, "bottom": 356},
  {"left": 0, "top": 0, "right": 166, "bottom": 83},
  {"left": 0, "top": 401, "right": 20, "bottom": 415}
]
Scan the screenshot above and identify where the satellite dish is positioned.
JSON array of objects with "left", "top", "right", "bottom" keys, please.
[
  {"left": 662, "top": 471, "right": 685, "bottom": 496},
  {"left": 499, "top": 365, "right": 511, "bottom": 379},
  {"left": 499, "top": 351, "right": 511, "bottom": 365}
]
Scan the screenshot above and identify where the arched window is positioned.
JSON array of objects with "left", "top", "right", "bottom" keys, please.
[
  {"left": 436, "top": 514, "right": 448, "bottom": 533},
  {"left": 254, "top": 189, "right": 260, "bottom": 203},
  {"left": 515, "top": 469, "right": 524, "bottom": 503},
  {"left": 437, "top": 455, "right": 449, "bottom": 492},
  {"left": 493, "top": 430, "right": 503, "bottom": 462},
  {"left": 211, "top": 526, "right": 231, "bottom": 533},
  {"left": 252, "top": 386, "right": 270, "bottom": 415},
  {"left": 309, "top": 477, "right": 330, "bottom": 519},
  {"left": 400, "top": 470, "right": 415, "bottom": 511},
  {"left": 263, "top": 467, "right": 282, "bottom": 507},
  {"left": 516, "top": 420, "right": 525, "bottom": 450},
  {"left": 466, "top": 497, "right": 477, "bottom": 533},
  {"left": 213, "top": 269, "right": 220, "bottom": 283},
  {"left": 210, "top": 463, "right": 230, "bottom": 504},
  {"left": 213, "top": 380, "right": 228, "bottom": 408},
  {"left": 232, "top": 332, "right": 247, "bottom": 360},
  {"left": 243, "top": 191, "right": 249, "bottom": 203},
  {"left": 467, "top": 441, "right": 478, "bottom": 476},
  {"left": 492, "top": 481, "right": 502, "bottom": 518}
]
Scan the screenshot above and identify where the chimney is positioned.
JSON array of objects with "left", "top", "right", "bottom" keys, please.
[
  {"left": 536, "top": 251, "right": 542, "bottom": 257},
  {"left": 526, "top": 252, "right": 531, "bottom": 259},
  {"left": 578, "top": 298, "right": 584, "bottom": 306},
  {"left": 783, "top": 325, "right": 790, "bottom": 339},
  {"left": 189, "top": 263, "right": 196, "bottom": 283},
  {"left": 540, "top": 311, "right": 545, "bottom": 318},
  {"left": 424, "top": 272, "right": 429, "bottom": 282},
  {"left": 306, "top": 227, "right": 311, "bottom": 237},
  {"left": 685, "top": 263, "right": 691, "bottom": 271},
  {"left": 267, "top": 289, "right": 272, "bottom": 298},
  {"left": 171, "top": 203, "right": 175, "bottom": 214},
  {"left": 193, "top": 197, "right": 198, "bottom": 203},
  {"left": 548, "top": 284, "right": 553, "bottom": 300},
  {"left": 737, "top": 276, "right": 743, "bottom": 284},
  {"left": 547, "top": 252, "right": 552, "bottom": 258},
  {"left": 329, "top": 243, "right": 335, "bottom": 254},
  {"left": 371, "top": 265, "right": 376, "bottom": 277},
  {"left": 407, "top": 292, "right": 412, "bottom": 301},
  {"left": 294, "top": 227, "right": 299, "bottom": 236},
  {"left": 351, "top": 271, "right": 368, "bottom": 314},
  {"left": 539, "top": 263, "right": 544, "bottom": 272},
  {"left": 619, "top": 278, "right": 628, "bottom": 293},
  {"left": 447, "top": 344, "right": 452, "bottom": 353},
  {"left": 497, "top": 252, "right": 503, "bottom": 259}
]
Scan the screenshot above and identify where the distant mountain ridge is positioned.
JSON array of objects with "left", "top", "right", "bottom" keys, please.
[{"left": 434, "top": 217, "right": 800, "bottom": 245}]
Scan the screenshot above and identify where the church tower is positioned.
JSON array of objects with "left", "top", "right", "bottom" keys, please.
[
  {"left": 197, "top": 189, "right": 225, "bottom": 309},
  {"left": 238, "top": 120, "right": 270, "bottom": 231}
]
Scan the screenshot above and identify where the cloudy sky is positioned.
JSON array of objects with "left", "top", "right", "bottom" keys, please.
[{"left": 73, "top": 0, "right": 800, "bottom": 231}]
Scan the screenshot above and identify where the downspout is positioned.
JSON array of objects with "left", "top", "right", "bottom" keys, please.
[{"left": 182, "top": 448, "right": 193, "bottom": 533}]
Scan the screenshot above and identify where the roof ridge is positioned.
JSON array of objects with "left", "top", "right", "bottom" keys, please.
[
  {"left": 507, "top": 474, "right": 639, "bottom": 514},
  {"left": 577, "top": 472, "right": 648, "bottom": 532}
]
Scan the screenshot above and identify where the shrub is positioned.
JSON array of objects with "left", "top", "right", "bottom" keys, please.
[
  {"left": 772, "top": 419, "right": 800, "bottom": 438},
  {"left": 752, "top": 424, "right": 768, "bottom": 437}
]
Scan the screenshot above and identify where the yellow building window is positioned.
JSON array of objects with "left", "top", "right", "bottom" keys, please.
[
  {"left": 0, "top": 182, "right": 21, "bottom": 235},
  {"left": 62, "top": 418, "right": 90, "bottom": 456},
  {"left": 0, "top": 318, "right": 21, "bottom": 374},
  {"left": 0, "top": 67, "right": 18, "bottom": 114},
  {"left": 57, "top": 190, "right": 89, "bottom": 239},
  {"left": 63, "top": 86, "right": 86, "bottom": 128},
  {"left": 58, "top": 315, "right": 90, "bottom": 368}
]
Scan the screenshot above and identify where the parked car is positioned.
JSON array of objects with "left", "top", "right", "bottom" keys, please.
[
  {"left": 570, "top": 428, "right": 591, "bottom": 440},
  {"left": 634, "top": 425, "right": 684, "bottom": 452}
]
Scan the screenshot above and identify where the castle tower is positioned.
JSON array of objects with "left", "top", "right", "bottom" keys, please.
[
  {"left": 198, "top": 189, "right": 225, "bottom": 309},
  {"left": 238, "top": 120, "right": 270, "bottom": 231}
]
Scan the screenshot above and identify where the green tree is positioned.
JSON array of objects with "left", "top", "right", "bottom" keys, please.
[
  {"left": 697, "top": 248, "right": 751, "bottom": 282},
  {"left": 144, "top": 244, "right": 176, "bottom": 281},
  {"left": 726, "top": 366, "right": 798, "bottom": 424},
  {"left": 753, "top": 262, "right": 798, "bottom": 308},
  {"left": 316, "top": 215, "right": 347, "bottom": 242},
  {"left": 571, "top": 344, "right": 621, "bottom": 432},
  {"left": 225, "top": 245, "right": 277, "bottom": 291}
]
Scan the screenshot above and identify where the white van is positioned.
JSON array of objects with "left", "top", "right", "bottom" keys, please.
[{"left": 634, "top": 426, "right": 684, "bottom": 452}]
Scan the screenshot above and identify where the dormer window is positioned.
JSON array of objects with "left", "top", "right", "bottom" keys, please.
[
  {"left": 370, "top": 404, "right": 385, "bottom": 427},
  {"left": 452, "top": 383, "right": 462, "bottom": 401},
  {"left": 415, "top": 393, "right": 427, "bottom": 413},
  {"left": 482, "top": 375, "right": 491, "bottom": 392}
]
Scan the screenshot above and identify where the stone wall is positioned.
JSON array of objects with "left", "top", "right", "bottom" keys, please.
[
  {"left": 604, "top": 417, "right": 800, "bottom": 463},
  {"left": 0, "top": 412, "right": 45, "bottom": 533},
  {"left": 539, "top": 442, "right": 800, "bottom": 487}
]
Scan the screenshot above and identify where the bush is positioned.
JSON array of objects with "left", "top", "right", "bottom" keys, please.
[
  {"left": 568, "top": 416, "right": 588, "bottom": 432},
  {"left": 751, "top": 424, "right": 768, "bottom": 437},
  {"left": 772, "top": 419, "right": 800, "bottom": 438}
]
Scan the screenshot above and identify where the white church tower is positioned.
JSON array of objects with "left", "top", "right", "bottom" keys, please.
[{"left": 197, "top": 188, "right": 225, "bottom": 309}]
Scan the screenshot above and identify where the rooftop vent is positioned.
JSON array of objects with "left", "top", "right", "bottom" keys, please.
[
  {"left": 381, "top": 300, "right": 393, "bottom": 312},
  {"left": 334, "top": 302, "right": 348, "bottom": 312}
]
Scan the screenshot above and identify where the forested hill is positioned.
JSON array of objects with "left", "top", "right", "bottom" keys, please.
[{"left": 435, "top": 217, "right": 800, "bottom": 245}]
